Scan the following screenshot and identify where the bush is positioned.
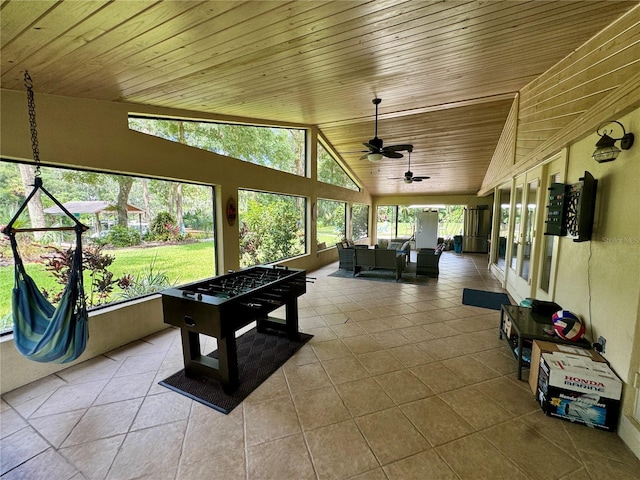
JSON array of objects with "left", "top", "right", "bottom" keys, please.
[
  {"left": 107, "top": 225, "right": 141, "bottom": 247},
  {"left": 117, "top": 256, "right": 175, "bottom": 299},
  {"left": 40, "top": 244, "right": 130, "bottom": 307},
  {"left": 150, "top": 212, "right": 180, "bottom": 241}
]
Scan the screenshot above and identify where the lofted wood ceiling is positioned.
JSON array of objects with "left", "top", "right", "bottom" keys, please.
[{"left": 2, "top": 0, "right": 637, "bottom": 196}]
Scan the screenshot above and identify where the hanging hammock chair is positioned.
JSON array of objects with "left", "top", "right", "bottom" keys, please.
[
  {"left": 2, "top": 71, "right": 89, "bottom": 363},
  {"left": 4, "top": 178, "right": 89, "bottom": 363}
]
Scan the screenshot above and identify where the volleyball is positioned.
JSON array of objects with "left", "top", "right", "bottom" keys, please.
[{"left": 552, "top": 310, "right": 585, "bottom": 341}]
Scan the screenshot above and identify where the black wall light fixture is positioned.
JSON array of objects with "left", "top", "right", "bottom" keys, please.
[{"left": 592, "top": 120, "right": 634, "bottom": 163}]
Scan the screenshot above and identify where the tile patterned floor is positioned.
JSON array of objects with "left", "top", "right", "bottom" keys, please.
[{"left": 1, "top": 252, "right": 639, "bottom": 479}]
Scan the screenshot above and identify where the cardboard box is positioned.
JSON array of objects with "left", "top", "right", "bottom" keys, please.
[
  {"left": 528, "top": 340, "right": 605, "bottom": 395},
  {"left": 537, "top": 352, "right": 622, "bottom": 431}
]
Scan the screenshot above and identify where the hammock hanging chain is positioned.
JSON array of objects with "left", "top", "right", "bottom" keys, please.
[
  {"left": 5, "top": 72, "right": 90, "bottom": 364},
  {"left": 24, "top": 71, "right": 41, "bottom": 177}
]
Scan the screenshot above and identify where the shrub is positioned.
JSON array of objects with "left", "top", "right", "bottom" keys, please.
[
  {"left": 150, "top": 212, "right": 180, "bottom": 241},
  {"left": 107, "top": 225, "right": 141, "bottom": 247},
  {"left": 117, "top": 256, "right": 175, "bottom": 299},
  {"left": 40, "top": 244, "right": 130, "bottom": 307}
]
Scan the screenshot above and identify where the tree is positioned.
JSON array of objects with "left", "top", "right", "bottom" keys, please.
[
  {"left": 175, "top": 183, "right": 183, "bottom": 231},
  {"left": 17, "top": 164, "right": 46, "bottom": 240},
  {"left": 239, "top": 192, "right": 303, "bottom": 267},
  {"left": 317, "top": 143, "right": 358, "bottom": 190},
  {"left": 141, "top": 178, "right": 152, "bottom": 225},
  {"left": 129, "top": 118, "right": 306, "bottom": 176},
  {"left": 129, "top": 117, "right": 309, "bottom": 263},
  {"left": 115, "top": 177, "right": 134, "bottom": 227}
]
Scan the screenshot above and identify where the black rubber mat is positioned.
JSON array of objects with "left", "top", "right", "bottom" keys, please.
[
  {"left": 462, "top": 288, "right": 511, "bottom": 311},
  {"left": 159, "top": 328, "right": 312, "bottom": 414}
]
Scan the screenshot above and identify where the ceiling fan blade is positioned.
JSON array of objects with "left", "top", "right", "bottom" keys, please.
[
  {"left": 359, "top": 153, "right": 371, "bottom": 160},
  {"left": 385, "top": 144, "right": 414, "bottom": 152},
  {"left": 413, "top": 176, "right": 431, "bottom": 181},
  {"left": 383, "top": 150, "right": 403, "bottom": 159},
  {"left": 412, "top": 178, "right": 423, "bottom": 182}
]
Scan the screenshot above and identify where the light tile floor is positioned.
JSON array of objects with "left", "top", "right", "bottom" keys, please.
[{"left": 1, "top": 253, "right": 639, "bottom": 479}]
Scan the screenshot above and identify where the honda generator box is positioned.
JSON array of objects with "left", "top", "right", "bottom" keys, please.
[
  {"left": 528, "top": 341, "right": 605, "bottom": 395},
  {"left": 537, "top": 352, "right": 622, "bottom": 431}
]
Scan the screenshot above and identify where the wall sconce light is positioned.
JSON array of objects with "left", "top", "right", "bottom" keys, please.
[
  {"left": 592, "top": 120, "right": 634, "bottom": 163},
  {"left": 367, "top": 152, "right": 383, "bottom": 162}
]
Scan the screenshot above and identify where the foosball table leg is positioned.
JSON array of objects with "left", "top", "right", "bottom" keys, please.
[
  {"left": 286, "top": 298, "right": 301, "bottom": 342},
  {"left": 217, "top": 334, "right": 239, "bottom": 394}
]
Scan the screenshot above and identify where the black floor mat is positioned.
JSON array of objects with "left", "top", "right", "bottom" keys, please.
[
  {"left": 462, "top": 288, "right": 511, "bottom": 310},
  {"left": 159, "top": 328, "right": 312, "bottom": 414}
]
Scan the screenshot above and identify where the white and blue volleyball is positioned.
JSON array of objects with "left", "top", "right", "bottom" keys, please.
[{"left": 551, "top": 310, "right": 585, "bottom": 341}]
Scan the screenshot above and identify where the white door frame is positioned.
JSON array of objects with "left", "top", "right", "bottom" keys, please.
[{"left": 533, "top": 151, "right": 568, "bottom": 301}]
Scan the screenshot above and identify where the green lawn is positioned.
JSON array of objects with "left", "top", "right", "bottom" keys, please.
[
  {"left": 317, "top": 224, "right": 342, "bottom": 246},
  {"left": 0, "top": 241, "right": 215, "bottom": 327}
]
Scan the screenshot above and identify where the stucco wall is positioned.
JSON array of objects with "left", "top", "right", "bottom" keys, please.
[
  {"left": 0, "top": 89, "right": 372, "bottom": 274},
  {"left": 0, "top": 297, "right": 168, "bottom": 393},
  {"left": 554, "top": 109, "right": 640, "bottom": 456},
  {"left": 555, "top": 109, "right": 640, "bottom": 382}
]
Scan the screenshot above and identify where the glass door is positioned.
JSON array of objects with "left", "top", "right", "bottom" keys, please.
[
  {"left": 507, "top": 167, "right": 542, "bottom": 303},
  {"left": 520, "top": 178, "right": 539, "bottom": 283},
  {"left": 508, "top": 182, "right": 523, "bottom": 273},
  {"left": 535, "top": 152, "right": 567, "bottom": 301},
  {"left": 494, "top": 185, "right": 511, "bottom": 272}
]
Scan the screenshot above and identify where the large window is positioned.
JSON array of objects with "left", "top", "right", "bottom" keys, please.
[
  {"left": 376, "top": 205, "right": 415, "bottom": 240},
  {"left": 352, "top": 204, "right": 369, "bottom": 240},
  {"left": 437, "top": 206, "right": 464, "bottom": 238},
  {"left": 376, "top": 205, "right": 464, "bottom": 243},
  {"left": 316, "top": 199, "right": 346, "bottom": 247},
  {"left": 317, "top": 142, "right": 359, "bottom": 191},
  {"left": 0, "top": 161, "right": 215, "bottom": 334},
  {"left": 129, "top": 116, "right": 306, "bottom": 176},
  {"left": 238, "top": 190, "right": 306, "bottom": 267},
  {"left": 376, "top": 206, "right": 397, "bottom": 241}
]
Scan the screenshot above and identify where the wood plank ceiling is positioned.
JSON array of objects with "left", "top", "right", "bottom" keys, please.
[{"left": 2, "top": 0, "right": 637, "bottom": 196}]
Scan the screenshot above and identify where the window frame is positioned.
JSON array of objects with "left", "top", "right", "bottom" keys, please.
[
  {"left": 316, "top": 198, "right": 347, "bottom": 247},
  {"left": 0, "top": 158, "right": 217, "bottom": 330},
  {"left": 129, "top": 115, "right": 308, "bottom": 178},
  {"left": 316, "top": 138, "right": 360, "bottom": 191},
  {"left": 238, "top": 189, "right": 307, "bottom": 267}
]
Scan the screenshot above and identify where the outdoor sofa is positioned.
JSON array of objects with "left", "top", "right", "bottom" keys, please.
[{"left": 353, "top": 248, "right": 406, "bottom": 281}]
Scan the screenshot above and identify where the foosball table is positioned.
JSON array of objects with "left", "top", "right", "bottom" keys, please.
[{"left": 161, "top": 265, "right": 307, "bottom": 393}]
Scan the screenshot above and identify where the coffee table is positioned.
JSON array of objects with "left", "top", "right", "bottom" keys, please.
[{"left": 499, "top": 304, "right": 591, "bottom": 380}]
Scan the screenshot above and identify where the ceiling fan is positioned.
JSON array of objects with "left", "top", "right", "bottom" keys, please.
[
  {"left": 360, "top": 98, "right": 413, "bottom": 162},
  {"left": 389, "top": 148, "right": 430, "bottom": 184}
]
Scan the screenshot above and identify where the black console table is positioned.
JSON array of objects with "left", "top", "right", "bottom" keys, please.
[{"left": 499, "top": 304, "right": 590, "bottom": 380}]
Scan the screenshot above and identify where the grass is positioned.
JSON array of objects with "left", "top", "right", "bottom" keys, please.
[
  {"left": 317, "top": 224, "right": 342, "bottom": 247},
  {"left": 0, "top": 241, "right": 215, "bottom": 322}
]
